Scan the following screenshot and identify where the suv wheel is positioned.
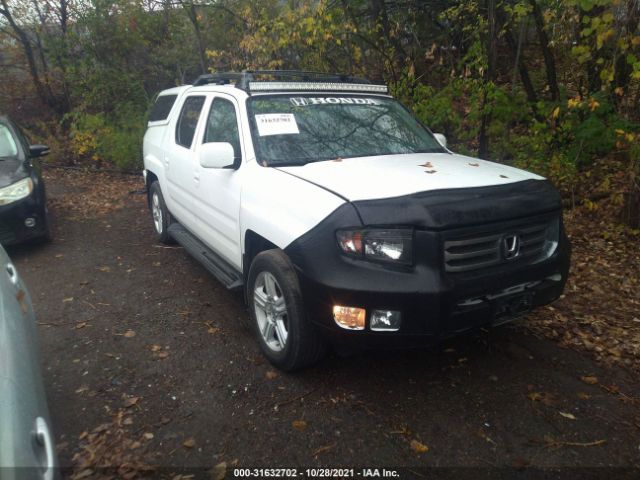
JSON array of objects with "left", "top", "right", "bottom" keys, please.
[
  {"left": 248, "top": 249, "right": 326, "bottom": 371},
  {"left": 149, "top": 182, "right": 174, "bottom": 244}
]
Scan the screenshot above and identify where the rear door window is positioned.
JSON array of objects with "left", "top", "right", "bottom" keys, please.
[
  {"left": 175, "top": 96, "right": 205, "bottom": 149},
  {"left": 149, "top": 94, "right": 178, "bottom": 122}
]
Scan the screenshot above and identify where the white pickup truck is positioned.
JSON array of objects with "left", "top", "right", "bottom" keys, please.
[{"left": 143, "top": 71, "right": 570, "bottom": 370}]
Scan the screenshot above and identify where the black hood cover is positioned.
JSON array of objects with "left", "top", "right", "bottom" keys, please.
[
  {"left": 351, "top": 179, "right": 562, "bottom": 230},
  {"left": 0, "top": 158, "right": 28, "bottom": 189}
]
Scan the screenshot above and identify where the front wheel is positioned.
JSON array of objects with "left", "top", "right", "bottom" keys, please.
[{"left": 247, "top": 249, "right": 326, "bottom": 371}]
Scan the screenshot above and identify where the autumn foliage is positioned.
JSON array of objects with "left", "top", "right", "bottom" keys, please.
[{"left": 0, "top": 0, "right": 638, "bottom": 225}]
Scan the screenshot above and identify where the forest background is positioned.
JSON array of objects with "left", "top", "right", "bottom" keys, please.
[{"left": 1, "top": 0, "right": 638, "bottom": 226}]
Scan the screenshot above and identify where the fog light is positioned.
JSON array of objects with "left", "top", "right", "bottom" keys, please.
[
  {"left": 333, "top": 306, "right": 365, "bottom": 330},
  {"left": 24, "top": 217, "right": 36, "bottom": 228},
  {"left": 370, "top": 310, "right": 401, "bottom": 331}
]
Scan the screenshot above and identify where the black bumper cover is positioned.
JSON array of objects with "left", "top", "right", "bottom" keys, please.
[
  {"left": 284, "top": 180, "right": 570, "bottom": 349},
  {"left": 0, "top": 190, "right": 48, "bottom": 245}
]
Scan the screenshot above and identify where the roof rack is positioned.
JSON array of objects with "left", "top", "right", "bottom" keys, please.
[{"left": 192, "top": 70, "right": 387, "bottom": 94}]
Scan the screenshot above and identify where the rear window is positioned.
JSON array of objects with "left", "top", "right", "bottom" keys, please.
[{"left": 149, "top": 94, "right": 178, "bottom": 122}]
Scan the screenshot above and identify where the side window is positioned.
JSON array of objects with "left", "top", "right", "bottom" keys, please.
[
  {"left": 149, "top": 94, "right": 177, "bottom": 122},
  {"left": 203, "top": 98, "right": 242, "bottom": 160},
  {"left": 175, "top": 96, "right": 205, "bottom": 148}
]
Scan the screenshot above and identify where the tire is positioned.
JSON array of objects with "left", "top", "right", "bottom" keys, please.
[
  {"left": 247, "top": 249, "right": 326, "bottom": 371},
  {"left": 149, "top": 182, "right": 175, "bottom": 244}
]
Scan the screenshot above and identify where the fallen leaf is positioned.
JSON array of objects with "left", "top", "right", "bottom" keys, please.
[
  {"left": 75, "top": 385, "right": 89, "bottom": 394},
  {"left": 160, "top": 416, "right": 171, "bottom": 425},
  {"left": 156, "top": 351, "right": 169, "bottom": 359},
  {"left": 468, "top": 162, "right": 479, "bottom": 167},
  {"left": 528, "top": 392, "right": 556, "bottom": 406},
  {"left": 123, "top": 330, "right": 136, "bottom": 338},
  {"left": 150, "top": 344, "right": 162, "bottom": 352},
  {"left": 75, "top": 322, "right": 88, "bottom": 330},
  {"left": 98, "top": 266, "right": 111, "bottom": 272},
  {"left": 123, "top": 396, "right": 139, "bottom": 408},
  {"left": 143, "top": 432, "right": 154, "bottom": 440},
  {"left": 292, "top": 420, "right": 307, "bottom": 431},
  {"left": 211, "top": 462, "right": 227, "bottom": 480},
  {"left": 63, "top": 297, "right": 74, "bottom": 303},
  {"left": 559, "top": 411, "right": 577, "bottom": 420},
  {"left": 581, "top": 376, "right": 599, "bottom": 385},
  {"left": 424, "top": 170, "right": 437, "bottom": 174},
  {"left": 265, "top": 370, "right": 279, "bottom": 380},
  {"left": 499, "top": 175, "right": 509, "bottom": 178},
  {"left": 73, "top": 468, "right": 94, "bottom": 480},
  {"left": 410, "top": 439, "right": 429, "bottom": 453},
  {"left": 418, "top": 162, "right": 433, "bottom": 168},
  {"left": 183, "top": 437, "right": 196, "bottom": 448},
  {"left": 16, "top": 290, "right": 28, "bottom": 314},
  {"left": 313, "top": 442, "right": 337, "bottom": 456},
  {"left": 577, "top": 392, "right": 591, "bottom": 400},
  {"left": 123, "top": 417, "right": 134, "bottom": 426}
]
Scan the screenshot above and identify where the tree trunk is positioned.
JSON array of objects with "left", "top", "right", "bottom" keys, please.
[
  {"left": 479, "top": 0, "right": 497, "bottom": 159},
  {"left": 0, "top": 0, "right": 62, "bottom": 114},
  {"left": 182, "top": 2, "right": 207, "bottom": 75},
  {"left": 614, "top": 0, "right": 640, "bottom": 93},
  {"left": 502, "top": 19, "right": 538, "bottom": 105},
  {"left": 528, "top": 0, "right": 560, "bottom": 101}
]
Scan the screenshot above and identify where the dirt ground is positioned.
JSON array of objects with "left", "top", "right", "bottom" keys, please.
[{"left": 6, "top": 169, "right": 640, "bottom": 479}]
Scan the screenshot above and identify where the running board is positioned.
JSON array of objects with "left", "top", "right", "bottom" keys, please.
[{"left": 168, "top": 224, "right": 243, "bottom": 290}]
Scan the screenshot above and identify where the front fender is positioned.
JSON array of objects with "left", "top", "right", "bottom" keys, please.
[{"left": 239, "top": 161, "right": 347, "bottom": 263}]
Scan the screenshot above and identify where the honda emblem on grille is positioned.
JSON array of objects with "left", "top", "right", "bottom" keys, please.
[{"left": 502, "top": 234, "right": 521, "bottom": 260}]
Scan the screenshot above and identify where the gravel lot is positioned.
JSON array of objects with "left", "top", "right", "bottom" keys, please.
[{"left": 7, "top": 170, "right": 640, "bottom": 479}]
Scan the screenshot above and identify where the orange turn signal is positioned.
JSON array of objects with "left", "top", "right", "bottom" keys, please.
[{"left": 333, "top": 306, "right": 366, "bottom": 330}]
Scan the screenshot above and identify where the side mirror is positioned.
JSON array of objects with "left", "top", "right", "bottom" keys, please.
[
  {"left": 199, "top": 142, "right": 237, "bottom": 169},
  {"left": 433, "top": 133, "right": 447, "bottom": 149},
  {"left": 29, "top": 144, "right": 50, "bottom": 157}
]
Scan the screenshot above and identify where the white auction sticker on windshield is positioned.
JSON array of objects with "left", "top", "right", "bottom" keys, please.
[{"left": 255, "top": 113, "right": 300, "bottom": 136}]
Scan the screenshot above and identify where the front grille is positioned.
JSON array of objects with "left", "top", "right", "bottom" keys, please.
[{"left": 444, "top": 217, "right": 558, "bottom": 273}]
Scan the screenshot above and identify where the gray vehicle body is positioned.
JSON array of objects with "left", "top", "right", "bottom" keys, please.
[{"left": 0, "top": 245, "right": 56, "bottom": 480}]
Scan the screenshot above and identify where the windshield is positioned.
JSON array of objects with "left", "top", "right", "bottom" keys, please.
[
  {"left": 248, "top": 95, "right": 445, "bottom": 165},
  {"left": 0, "top": 124, "right": 18, "bottom": 159}
]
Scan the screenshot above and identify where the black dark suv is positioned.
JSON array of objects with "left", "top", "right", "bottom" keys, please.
[{"left": 0, "top": 116, "right": 51, "bottom": 245}]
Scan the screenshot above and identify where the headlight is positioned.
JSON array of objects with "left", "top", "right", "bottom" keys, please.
[
  {"left": 336, "top": 228, "right": 413, "bottom": 265},
  {"left": 0, "top": 177, "right": 33, "bottom": 206}
]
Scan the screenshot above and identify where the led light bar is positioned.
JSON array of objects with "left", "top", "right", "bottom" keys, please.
[{"left": 248, "top": 82, "right": 388, "bottom": 93}]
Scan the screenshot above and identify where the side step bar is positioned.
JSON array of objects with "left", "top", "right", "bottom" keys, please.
[{"left": 168, "top": 223, "right": 243, "bottom": 290}]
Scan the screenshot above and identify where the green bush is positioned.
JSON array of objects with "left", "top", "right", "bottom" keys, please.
[{"left": 67, "top": 103, "right": 146, "bottom": 171}]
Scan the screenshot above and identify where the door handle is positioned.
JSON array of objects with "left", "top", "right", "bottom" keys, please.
[
  {"left": 6, "top": 263, "right": 18, "bottom": 285},
  {"left": 34, "top": 417, "right": 55, "bottom": 480}
]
